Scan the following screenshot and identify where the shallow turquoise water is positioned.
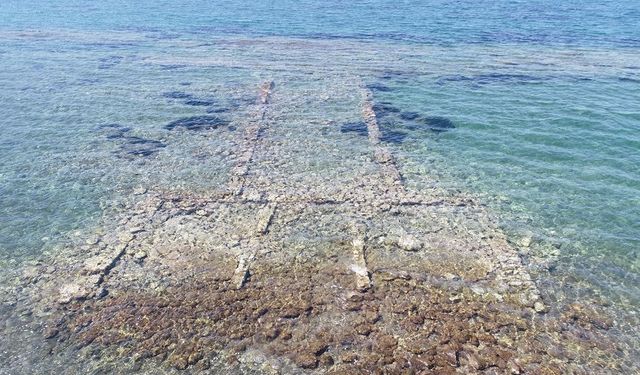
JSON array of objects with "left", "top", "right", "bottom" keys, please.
[
  {"left": 382, "top": 73, "right": 640, "bottom": 305},
  {"left": 0, "top": 0, "right": 639, "bottom": 356}
]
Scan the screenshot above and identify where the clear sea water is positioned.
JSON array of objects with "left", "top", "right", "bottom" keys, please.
[{"left": 0, "top": 0, "right": 639, "bottom": 368}]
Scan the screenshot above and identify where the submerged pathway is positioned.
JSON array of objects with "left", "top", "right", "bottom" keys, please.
[{"left": 9, "top": 78, "right": 621, "bottom": 374}]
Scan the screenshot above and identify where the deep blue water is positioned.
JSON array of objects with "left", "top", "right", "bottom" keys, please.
[{"left": 2, "top": 0, "right": 640, "bottom": 46}]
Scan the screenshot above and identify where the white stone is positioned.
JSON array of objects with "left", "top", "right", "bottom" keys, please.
[
  {"left": 133, "top": 251, "right": 147, "bottom": 261},
  {"left": 85, "top": 235, "right": 100, "bottom": 245},
  {"left": 398, "top": 234, "right": 422, "bottom": 252}
]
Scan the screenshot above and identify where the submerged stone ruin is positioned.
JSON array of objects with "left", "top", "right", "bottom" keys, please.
[{"left": 7, "top": 79, "right": 623, "bottom": 374}]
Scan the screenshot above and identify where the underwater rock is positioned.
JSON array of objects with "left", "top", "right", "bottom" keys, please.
[
  {"left": 295, "top": 353, "right": 318, "bottom": 369},
  {"left": 43, "top": 327, "right": 59, "bottom": 339},
  {"left": 340, "top": 122, "right": 368, "bottom": 136},
  {"left": 56, "top": 283, "right": 83, "bottom": 304},
  {"left": 256, "top": 205, "right": 276, "bottom": 234},
  {"left": 85, "top": 235, "right": 100, "bottom": 246},
  {"left": 398, "top": 233, "right": 422, "bottom": 252},
  {"left": 57, "top": 275, "right": 101, "bottom": 304},
  {"left": 133, "top": 251, "right": 147, "bottom": 263},
  {"left": 517, "top": 233, "right": 534, "bottom": 248},
  {"left": 232, "top": 255, "right": 251, "bottom": 290},
  {"left": 260, "top": 81, "right": 275, "bottom": 104},
  {"left": 128, "top": 226, "right": 144, "bottom": 234},
  {"left": 352, "top": 237, "right": 371, "bottom": 292},
  {"left": 84, "top": 247, "right": 127, "bottom": 275},
  {"left": 164, "top": 115, "right": 229, "bottom": 131}
]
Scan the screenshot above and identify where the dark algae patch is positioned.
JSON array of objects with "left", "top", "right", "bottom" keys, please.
[
  {"left": 159, "top": 64, "right": 187, "bottom": 70},
  {"left": 125, "top": 148, "right": 156, "bottom": 157},
  {"left": 436, "top": 73, "right": 543, "bottom": 86},
  {"left": 372, "top": 102, "right": 400, "bottom": 118},
  {"left": 162, "top": 91, "right": 219, "bottom": 107},
  {"left": 340, "top": 121, "right": 368, "bottom": 136},
  {"left": 165, "top": 115, "right": 229, "bottom": 131},
  {"left": 98, "top": 124, "right": 166, "bottom": 157},
  {"left": 228, "top": 96, "right": 258, "bottom": 109},
  {"left": 118, "top": 136, "right": 166, "bottom": 158},
  {"left": 423, "top": 116, "right": 455, "bottom": 132},
  {"left": 206, "top": 107, "right": 230, "bottom": 114},
  {"left": 379, "top": 129, "right": 407, "bottom": 144},
  {"left": 366, "top": 83, "right": 393, "bottom": 92},
  {"left": 379, "top": 70, "right": 409, "bottom": 80},
  {"left": 162, "top": 91, "right": 194, "bottom": 100},
  {"left": 370, "top": 100, "right": 456, "bottom": 144},
  {"left": 184, "top": 99, "right": 215, "bottom": 106},
  {"left": 98, "top": 123, "right": 131, "bottom": 139},
  {"left": 399, "top": 111, "right": 420, "bottom": 121},
  {"left": 618, "top": 76, "right": 640, "bottom": 83},
  {"left": 97, "top": 55, "right": 124, "bottom": 70},
  {"left": 123, "top": 136, "right": 166, "bottom": 155}
]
